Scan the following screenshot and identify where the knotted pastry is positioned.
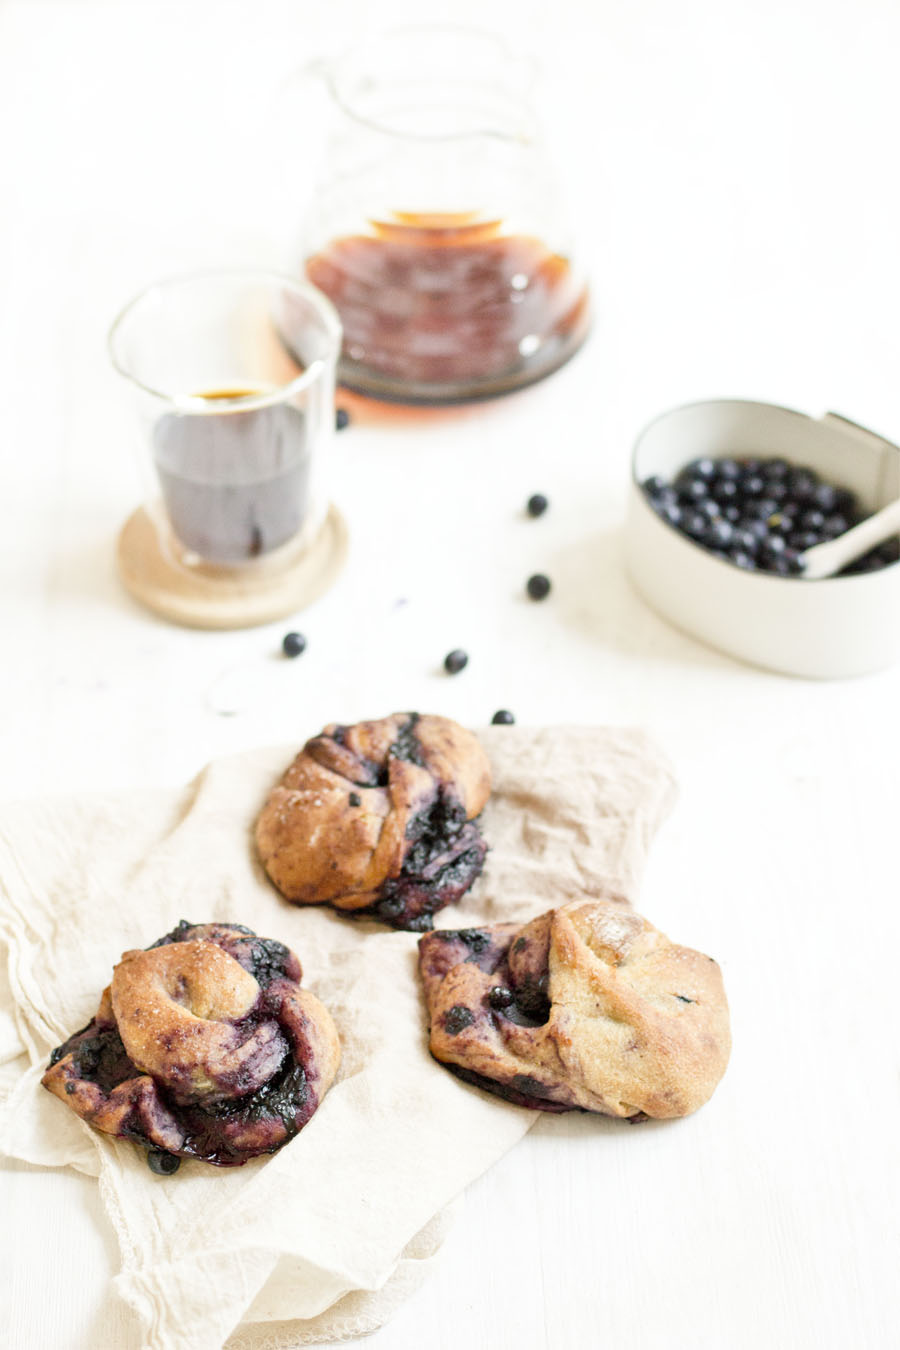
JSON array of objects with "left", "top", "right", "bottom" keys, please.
[
  {"left": 256, "top": 713, "right": 491, "bottom": 930},
  {"left": 418, "top": 901, "right": 730, "bottom": 1118},
  {"left": 42, "top": 921, "right": 340, "bottom": 1169}
]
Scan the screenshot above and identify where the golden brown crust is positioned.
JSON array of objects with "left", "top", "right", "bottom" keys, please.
[
  {"left": 419, "top": 901, "right": 731, "bottom": 1119},
  {"left": 41, "top": 922, "right": 341, "bottom": 1167},
  {"left": 256, "top": 713, "right": 491, "bottom": 929}
]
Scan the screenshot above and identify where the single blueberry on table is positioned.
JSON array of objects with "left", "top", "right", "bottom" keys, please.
[
  {"left": 526, "top": 573, "right": 552, "bottom": 601},
  {"left": 335, "top": 407, "right": 351, "bottom": 431},
  {"left": 282, "top": 631, "right": 307, "bottom": 658},
  {"left": 491, "top": 710, "right": 515, "bottom": 725},
  {"left": 444, "top": 649, "right": 469, "bottom": 675},
  {"left": 527, "top": 493, "right": 549, "bottom": 517}
]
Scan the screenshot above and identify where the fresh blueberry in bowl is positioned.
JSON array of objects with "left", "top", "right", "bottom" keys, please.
[{"left": 640, "top": 456, "right": 886, "bottom": 578}]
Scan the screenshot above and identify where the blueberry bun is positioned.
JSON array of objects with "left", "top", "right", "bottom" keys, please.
[
  {"left": 256, "top": 713, "right": 491, "bottom": 931},
  {"left": 419, "top": 902, "right": 730, "bottom": 1118},
  {"left": 42, "top": 922, "right": 340, "bottom": 1169}
]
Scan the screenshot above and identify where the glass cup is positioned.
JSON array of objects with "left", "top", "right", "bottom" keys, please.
[
  {"left": 299, "top": 25, "right": 590, "bottom": 404},
  {"left": 109, "top": 270, "right": 342, "bottom": 574}
]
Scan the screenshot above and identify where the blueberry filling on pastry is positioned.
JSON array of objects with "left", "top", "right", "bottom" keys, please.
[
  {"left": 418, "top": 902, "right": 731, "bottom": 1119},
  {"left": 256, "top": 713, "right": 492, "bottom": 931},
  {"left": 42, "top": 921, "right": 340, "bottom": 1168}
]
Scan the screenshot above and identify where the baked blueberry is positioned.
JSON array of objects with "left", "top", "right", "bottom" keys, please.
[
  {"left": 488, "top": 985, "right": 515, "bottom": 1009},
  {"left": 444, "top": 1005, "right": 475, "bottom": 1035}
]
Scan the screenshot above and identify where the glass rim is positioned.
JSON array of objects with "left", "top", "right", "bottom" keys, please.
[
  {"left": 325, "top": 22, "right": 538, "bottom": 144},
  {"left": 107, "top": 267, "right": 343, "bottom": 412}
]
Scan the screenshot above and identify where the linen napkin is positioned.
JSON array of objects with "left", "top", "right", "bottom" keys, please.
[{"left": 0, "top": 725, "right": 675, "bottom": 1350}]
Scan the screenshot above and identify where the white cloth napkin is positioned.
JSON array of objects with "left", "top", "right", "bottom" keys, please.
[{"left": 0, "top": 726, "right": 675, "bottom": 1350}]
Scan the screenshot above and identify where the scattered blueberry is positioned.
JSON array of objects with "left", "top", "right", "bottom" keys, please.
[
  {"left": 335, "top": 408, "right": 351, "bottom": 431},
  {"left": 282, "top": 631, "right": 307, "bottom": 658},
  {"left": 147, "top": 1150, "right": 181, "bottom": 1176},
  {"left": 349, "top": 792, "right": 362, "bottom": 807},
  {"left": 489, "top": 985, "right": 515, "bottom": 1009},
  {"left": 526, "top": 573, "right": 552, "bottom": 600},
  {"left": 491, "top": 710, "right": 515, "bottom": 725},
  {"left": 527, "top": 493, "right": 549, "bottom": 517},
  {"left": 444, "top": 649, "right": 469, "bottom": 675},
  {"left": 641, "top": 458, "right": 883, "bottom": 577}
]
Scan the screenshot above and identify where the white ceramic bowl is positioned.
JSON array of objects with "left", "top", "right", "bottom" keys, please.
[{"left": 625, "top": 400, "right": 900, "bottom": 678}]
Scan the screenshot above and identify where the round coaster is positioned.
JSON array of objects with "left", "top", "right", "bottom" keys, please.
[{"left": 116, "top": 505, "right": 348, "bottom": 630}]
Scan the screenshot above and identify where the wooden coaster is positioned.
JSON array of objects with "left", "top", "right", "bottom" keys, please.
[{"left": 116, "top": 505, "right": 348, "bottom": 630}]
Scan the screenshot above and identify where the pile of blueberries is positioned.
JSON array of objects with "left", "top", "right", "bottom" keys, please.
[{"left": 643, "top": 456, "right": 899, "bottom": 576}]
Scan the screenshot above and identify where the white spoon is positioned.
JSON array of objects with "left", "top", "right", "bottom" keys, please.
[{"left": 800, "top": 496, "right": 900, "bottom": 579}]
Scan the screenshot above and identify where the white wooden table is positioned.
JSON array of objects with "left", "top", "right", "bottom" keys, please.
[{"left": 1, "top": 1, "right": 898, "bottom": 1347}]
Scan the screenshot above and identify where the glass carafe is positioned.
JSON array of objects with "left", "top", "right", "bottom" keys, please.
[{"left": 300, "top": 25, "right": 590, "bottom": 404}]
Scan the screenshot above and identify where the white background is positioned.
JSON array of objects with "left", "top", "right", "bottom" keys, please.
[{"left": 1, "top": 0, "right": 898, "bottom": 1347}]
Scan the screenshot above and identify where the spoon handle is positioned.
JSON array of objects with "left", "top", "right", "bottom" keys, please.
[{"left": 801, "top": 496, "right": 900, "bottom": 579}]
